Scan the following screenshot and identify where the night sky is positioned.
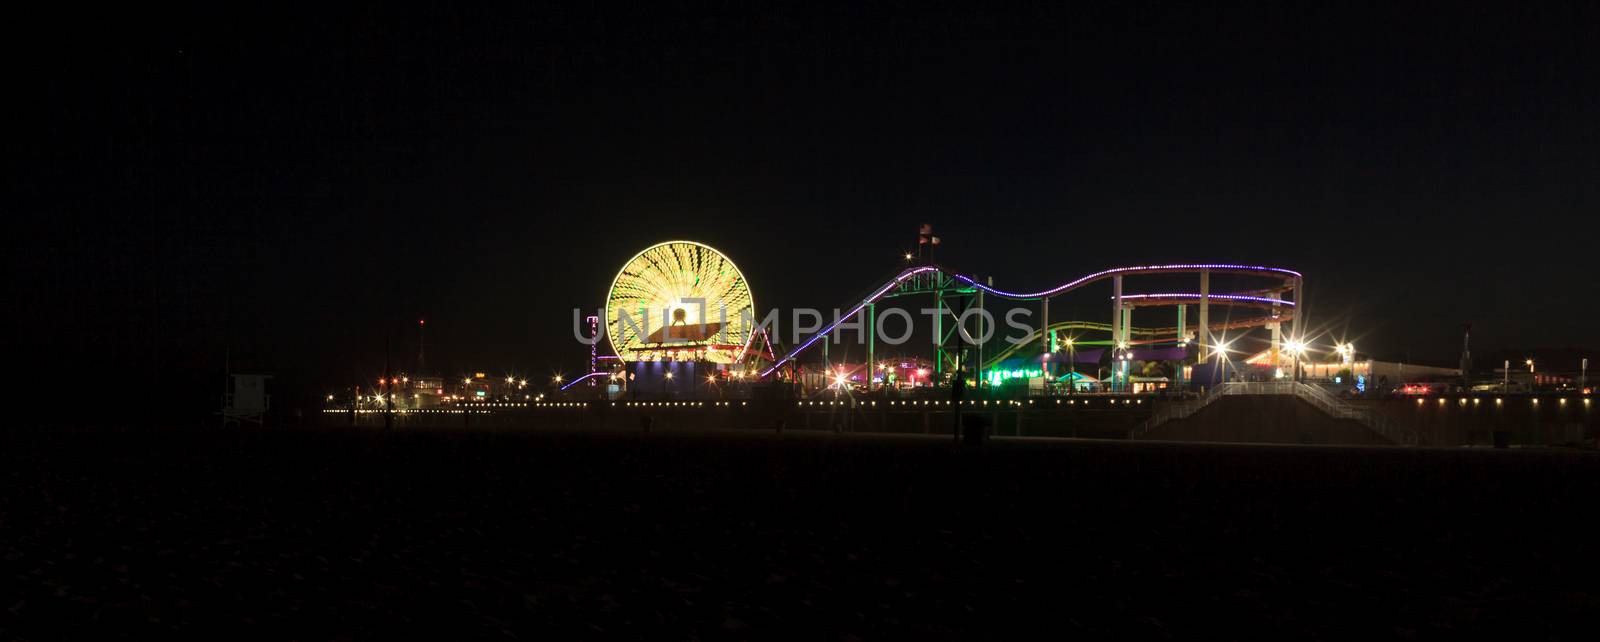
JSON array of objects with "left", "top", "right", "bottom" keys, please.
[{"left": 8, "top": 3, "right": 1597, "bottom": 417}]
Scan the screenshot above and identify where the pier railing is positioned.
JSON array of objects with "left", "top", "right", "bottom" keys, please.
[{"left": 1133, "top": 382, "right": 1418, "bottom": 445}]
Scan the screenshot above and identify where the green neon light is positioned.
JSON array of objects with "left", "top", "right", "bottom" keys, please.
[{"left": 986, "top": 368, "right": 1044, "bottom": 385}]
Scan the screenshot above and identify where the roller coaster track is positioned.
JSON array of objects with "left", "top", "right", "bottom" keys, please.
[
  {"left": 978, "top": 314, "right": 1292, "bottom": 371},
  {"left": 759, "top": 263, "right": 1300, "bottom": 378}
]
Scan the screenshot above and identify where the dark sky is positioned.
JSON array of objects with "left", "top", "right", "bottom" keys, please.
[{"left": 7, "top": 2, "right": 1598, "bottom": 414}]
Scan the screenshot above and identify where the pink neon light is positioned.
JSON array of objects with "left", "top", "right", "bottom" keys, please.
[{"left": 1119, "top": 293, "right": 1294, "bottom": 306}]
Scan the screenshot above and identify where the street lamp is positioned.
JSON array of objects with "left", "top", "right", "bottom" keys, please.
[
  {"left": 1333, "top": 342, "right": 1355, "bottom": 383},
  {"left": 1526, "top": 358, "right": 1535, "bottom": 392},
  {"left": 1064, "top": 338, "right": 1076, "bottom": 395},
  {"left": 1284, "top": 340, "right": 1306, "bottom": 383},
  {"left": 1113, "top": 341, "right": 1130, "bottom": 393},
  {"left": 1215, "top": 339, "right": 1232, "bottom": 383}
]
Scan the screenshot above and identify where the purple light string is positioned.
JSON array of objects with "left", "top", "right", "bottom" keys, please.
[
  {"left": 759, "top": 266, "right": 938, "bottom": 377},
  {"left": 559, "top": 371, "right": 610, "bottom": 391},
  {"left": 951, "top": 263, "right": 1300, "bottom": 300}
]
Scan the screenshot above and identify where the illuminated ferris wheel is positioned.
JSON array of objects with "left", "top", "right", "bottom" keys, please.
[{"left": 605, "top": 241, "right": 756, "bottom": 364}]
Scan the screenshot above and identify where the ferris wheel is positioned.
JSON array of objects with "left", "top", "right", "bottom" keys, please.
[{"left": 604, "top": 241, "right": 755, "bottom": 364}]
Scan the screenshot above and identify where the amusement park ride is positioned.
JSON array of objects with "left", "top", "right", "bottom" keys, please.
[{"left": 571, "top": 228, "right": 1304, "bottom": 395}]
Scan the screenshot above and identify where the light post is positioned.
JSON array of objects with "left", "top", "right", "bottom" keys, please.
[
  {"left": 1214, "top": 340, "right": 1231, "bottom": 383},
  {"left": 1116, "top": 341, "right": 1130, "bottom": 393},
  {"left": 1121, "top": 351, "right": 1132, "bottom": 393},
  {"left": 1041, "top": 352, "right": 1052, "bottom": 395},
  {"left": 1065, "top": 338, "right": 1076, "bottom": 395},
  {"left": 1334, "top": 343, "right": 1354, "bottom": 384},
  {"left": 663, "top": 371, "right": 673, "bottom": 398},
  {"left": 1526, "top": 358, "right": 1535, "bottom": 392},
  {"left": 1502, "top": 359, "right": 1509, "bottom": 393},
  {"left": 1582, "top": 357, "right": 1588, "bottom": 391},
  {"left": 1285, "top": 340, "right": 1306, "bottom": 384},
  {"left": 1177, "top": 337, "right": 1189, "bottom": 390}
]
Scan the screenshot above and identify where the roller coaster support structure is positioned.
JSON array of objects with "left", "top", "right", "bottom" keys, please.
[{"left": 882, "top": 269, "right": 979, "bottom": 384}]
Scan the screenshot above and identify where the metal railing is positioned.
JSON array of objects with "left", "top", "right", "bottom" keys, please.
[{"left": 1132, "top": 382, "right": 1418, "bottom": 445}]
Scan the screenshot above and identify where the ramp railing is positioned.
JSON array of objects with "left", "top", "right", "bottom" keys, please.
[{"left": 1131, "top": 382, "right": 1418, "bottom": 445}]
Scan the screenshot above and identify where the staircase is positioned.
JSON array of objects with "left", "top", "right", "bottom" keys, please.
[{"left": 1132, "top": 382, "right": 1418, "bottom": 445}]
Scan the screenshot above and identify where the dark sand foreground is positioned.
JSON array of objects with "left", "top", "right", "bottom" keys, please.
[{"left": 3, "top": 427, "right": 1597, "bottom": 639}]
